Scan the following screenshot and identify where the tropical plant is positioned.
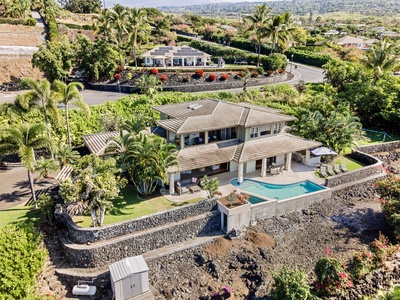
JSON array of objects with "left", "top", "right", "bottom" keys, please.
[
  {"left": 245, "top": 4, "right": 271, "bottom": 66},
  {"left": 159, "top": 74, "right": 168, "bottom": 82},
  {"left": 0, "top": 123, "right": 52, "bottom": 207},
  {"left": 4, "top": 0, "right": 31, "bottom": 20},
  {"left": 56, "top": 143, "right": 80, "bottom": 167},
  {"left": 271, "top": 266, "right": 314, "bottom": 300},
  {"left": 20, "top": 78, "right": 60, "bottom": 142},
  {"left": 36, "top": 157, "right": 59, "bottom": 178},
  {"left": 59, "top": 0, "right": 101, "bottom": 13},
  {"left": 107, "top": 4, "right": 129, "bottom": 59},
  {"left": 135, "top": 74, "right": 163, "bottom": 97},
  {"left": 52, "top": 80, "right": 89, "bottom": 146},
  {"left": 208, "top": 73, "right": 217, "bottom": 81},
  {"left": 93, "top": 8, "right": 113, "bottom": 39},
  {"left": 127, "top": 7, "right": 148, "bottom": 68},
  {"left": 59, "top": 154, "right": 127, "bottom": 227},
  {"left": 362, "top": 39, "right": 399, "bottom": 84},
  {"left": 263, "top": 12, "right": 294, "bottom": 54},
  {"left": 201, "top": 175, "right": 219, "bottom": 199}
]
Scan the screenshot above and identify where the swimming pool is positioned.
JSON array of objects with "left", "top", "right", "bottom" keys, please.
[{"left": 230, "top": 179, "right": 325, "bottom": 201}]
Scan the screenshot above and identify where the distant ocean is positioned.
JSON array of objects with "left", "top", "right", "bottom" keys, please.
[{"left": 104, "top": 0, "right": 268, "bottom": 8}]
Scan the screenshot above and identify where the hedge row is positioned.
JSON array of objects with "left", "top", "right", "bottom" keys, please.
[
  {"left": 48, "top": 18, "right": 59, "bottom": 42},
  {"left": 0, "top": 17, "right": 36, "bottom": 26},
  {"left": 284, "top": 48, "right": 332, "bottom": 67},
  {"left": 60, "top": 22, "right": 92, "bottom": 31},
  {"left": 188, "top": 40, "right": 287, "bottom": 70}
]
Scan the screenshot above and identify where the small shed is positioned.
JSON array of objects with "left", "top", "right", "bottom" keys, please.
[{"left": 109, "top": 256, "right": 151, "bottom": 300}]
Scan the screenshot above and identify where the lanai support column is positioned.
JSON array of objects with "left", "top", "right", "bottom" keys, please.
[
  {"left": 169, "top": 173, "right": 175, "bottom": 195},
  {"left": 261, "top": 158, "right": 267, "bottom": 177},
  {"left": 205, "top": 131, "right": 209, "bottom": 145},
  {"left": 238, "top": 163, "right": 244, "bottom": 183},
  {"left": 180, "top": 135, "right": 185, "bottom": 149},
  {"left": 285, "top": 153, "right": 292, "bottom": 171},
  {"left": 304, "top": 150, "right": 310, "bottom": 166}
]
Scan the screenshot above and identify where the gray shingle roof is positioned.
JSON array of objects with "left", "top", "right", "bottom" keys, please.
[{"left": 155, "top": 99, "right": 296, "bottom": 134}]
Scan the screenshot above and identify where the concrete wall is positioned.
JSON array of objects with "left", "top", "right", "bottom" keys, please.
[
  {"left": 55, "top": 199, "right": 217, "bottom": 244},
  {"left": 59, "top": 211, "right": 220, "bottom": 268},
  {"left": 325, "top": 150, "right": 383, "bottom": 188},
  {"left": 217, "top": 201, "right": 251, "bottom": 232},
  {"left": 250, "top": 189, "right": 332, "bottom": 221}
]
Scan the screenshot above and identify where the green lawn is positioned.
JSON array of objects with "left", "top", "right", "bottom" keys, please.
[
  {"left": 315, "top": 155, "right": 365, "bottom": 178},
  {"left": 0, "top": 204, "right": 41, "bottom": 228},
  {"left": 73, "top": 185, "right": 205, "bottom": 227}
]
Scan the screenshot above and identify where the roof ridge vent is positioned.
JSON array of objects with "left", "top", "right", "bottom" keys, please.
[{"left": 188, "top": 103, "right": 203, "bottom": 110}]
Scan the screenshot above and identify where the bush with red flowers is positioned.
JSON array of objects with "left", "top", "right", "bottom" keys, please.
[
  {"left": 220, "top": 73, "right": 229, "bottom": 80},
  {"left": 113, "top": 73, "right": 122, "bottom": 81},
  {"left": 195, "top": 69, "right": 205, "bottom": 78},
  {"left": 159, "top": 74, "right": 168, "bottom": 82},
  {"left": 208, "top": 73, "right": 217, "bottom": 81},
  {"left": 115, "top": 65, "right": 124, "bottom": 73},
  {"left": 150, "top": 68, "right": 159, "bottom": 75}
]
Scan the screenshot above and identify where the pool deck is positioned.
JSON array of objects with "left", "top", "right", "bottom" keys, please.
[{"left": 163, "top": 162, "right": 324, "bottom": 203}]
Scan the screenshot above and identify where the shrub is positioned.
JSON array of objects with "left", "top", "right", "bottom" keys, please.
[
  {"left": 47, "top": 18, "right": 59, "bottom": 42},
  {"left": 195, "top": 69, "right": 205, "bottom": 78},
  {"left": 284, "top": 49, "right": 332, "bottom": 68},
  {"left": 221, "top": 73, "right": 229, "bottom": 80},
  {"left": 114, "top": 73, "right": 122, "bottom": 81},
  {"left": 26, "top": 17, "right": 37, "bottom": 26},
  {"left": 271, "top": 266, "right": 313, "bottom": 300},
  {"left": 208, "top": 73, "right": 217, "bottom": 81},
  {"left": 251, "top": 70, "right": 259, "bottom": 77},
  {"left": 126, "top": 73, "right": 133, "bottom": 80},
  {"left": 183, "top": 74, "right": 191, "bottom": 82},
  {"left": 315, "top": 257, "right": 352, "bottom": 296},
  {"left": 159, "top": 74, "right": 168, "bottom": 82},
  {"left": 0, "top": 224, "right": 47, "bottom": 299},
  {"left": 368, "top": 233, "right": 391, "bottom": 268},
  {"left": 150, "top": 68, "right": 158, "bottom": 75},
  {"left": 256, "top": 66, "right": 265, "bottom": 75},
  {"left": 115, "top": 65, "right": 124, "bottom": 73},
  {"left": 349, "top": 250, "right": 373, "bottom": 280}
]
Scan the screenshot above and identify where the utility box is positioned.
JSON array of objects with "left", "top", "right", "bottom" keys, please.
[{"left": 109, "top": 256, "right": 153, "bottom": 300}]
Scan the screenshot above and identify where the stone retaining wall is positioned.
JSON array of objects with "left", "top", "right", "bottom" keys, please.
[
  {"left": 325, "top": 150, "right": 383, "bottom": 188},
  {"left": 55, "top": 199, "right": 217, "bottom": 244},
  {"left": 358, "top": 141, "right": 400, "bottom": 154},
  {"left": 60, "top": 211, "right": 220, "bottom": 268},
  {"left": 88, "top": 73, "right": 287, "bottom": 94}
]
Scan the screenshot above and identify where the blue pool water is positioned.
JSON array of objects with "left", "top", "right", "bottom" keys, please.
[{"left": 230, "top": 179, "right": 325, "bottom": 202}]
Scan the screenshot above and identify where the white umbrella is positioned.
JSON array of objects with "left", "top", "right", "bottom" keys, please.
[{"left": 311, "top": 147, "right": 337, "bottom": 156}]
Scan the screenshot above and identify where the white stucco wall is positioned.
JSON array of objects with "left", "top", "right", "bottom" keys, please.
[{"left": 245, "top": 161, "right": 256, "bottom": 173}]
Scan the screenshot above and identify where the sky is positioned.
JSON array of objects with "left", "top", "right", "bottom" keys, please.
[{"left": 104, "top": 0, "right": 269, "bottom": 8}]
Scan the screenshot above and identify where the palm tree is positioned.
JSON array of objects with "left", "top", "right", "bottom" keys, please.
[
  {"left": 56, "top": 143, "right": 80, "bottom": 167},
  {"left": 20, "top": 78, "right": 60, "bottom": 141},
  {"left": 94, "top": 8, "right": 113, "bottom": 39},
  {"left": 127, "top": 7, "right": 147, "bottom": 68},
  {"left": 0, "top": 123, "right": 52, "bottom": 208},
  {"left": 36, "top": 157, "right": 59, "bottom": 178},
  {"left": 52, "top": 80, "right": 90, "bottom": 146},
  {"left": 107, "top": 4, "right": 129, "bottom": 58},
  {"left": 135, "top": 75, "right": 163, "bottom": 97},
  {"left": 263, "top": 12, "right": 294, "bottom": 54},
  {"left": 362, "top": 39, "right": 399, "bottom": 84},
  {"left": 245, "top": 4, "right": 271, "bottom": 67}
]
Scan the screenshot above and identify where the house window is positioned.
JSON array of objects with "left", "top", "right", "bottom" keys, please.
[
  {"left": 273, "top": 124, "right": 282, "bottom": 134},
  {"left": 250, "top": 127, "right": 259, "bottom": 138},
  {"left": 146, "top": 58, "right": 150, "bottom": 64},
  {"left": 260, "top": 126, "right": 271, "bottom": 136}
]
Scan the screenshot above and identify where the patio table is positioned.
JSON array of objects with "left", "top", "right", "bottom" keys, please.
[{"left": 189, "top": 185, "right": 201, "bottom": 193}]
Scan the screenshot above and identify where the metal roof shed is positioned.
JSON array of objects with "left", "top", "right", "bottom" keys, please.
[{"left": 109, "top": 256, "right": 151, "bottom": 300}]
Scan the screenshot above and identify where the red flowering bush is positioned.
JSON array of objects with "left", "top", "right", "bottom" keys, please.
[
  {"left": 251, "top": 70, "right": 259, "bottom": 77},
  {"left": 208, "top": 73, "right": 217, "bottom": 81},
  {"left": 195, "top": 69, "right": 205, "bottom": 78},
  {"left": 159, "top": 74, "right": 168, "bottom": 82},
  {"left": 113, "top": 73, "right": 122, "bottom": 81},
  {"left": 368, "top": 232, "right": 391, "bottom": 267},
  {"left": 221, "top": 73, "right": 229, "bottom": 80},
  {"left": 150, "top": 68, "right": 158, "bottom": 75},
  {"left": 350, "top": 250, "right": 373, "bottom": 280}
]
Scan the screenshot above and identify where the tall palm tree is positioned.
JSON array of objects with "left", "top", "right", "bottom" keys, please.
[
  {"left": 52, "top": 80, "right": 90, "bottom": 146},
  {"left": 245, "top": 4, "right": 271, "bottom": 67},
  {"left": 263, "top": 12, "right": 294, "bottom": 54},
  {"left": 0, "top": 123, "right": 52, "bottom": 208},
  {"left": 56, "top": 143, "right": 80, "bottom": 167},
  {"left": 127, "top": 7, "right": 147, "bottom": 68},
  {"left": 20, "top": 78, "right": 60, "bottom": 142},
  {"left": 107, "top": 4, "right": 129, "bottom": 58},
  {"left": 94, "top": 8, "right": 113, "bottom": 39},
  {"left": 362, "top": 39, "right": 399, "bottom": 84}
]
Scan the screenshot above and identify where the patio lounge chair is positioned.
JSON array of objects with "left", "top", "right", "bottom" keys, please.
[
  {"left": 327, "top": 165, "right": 336, "bottom": 176},
  {"left": 334, "top": 164, "right": 342, "bottom": 174},
  {"left": 341, "top": 163, "right": 348, "bottom": 172},
  {"left": 175, "top": 181, "right": 189, "bottom": 195},
  {"left": 320, "top": 166, "right": 329, "bottom": 177}
]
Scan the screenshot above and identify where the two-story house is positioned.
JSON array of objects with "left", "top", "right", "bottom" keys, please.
[{"left": 153, "top": 99, "right": 321, "bottom": 195}]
